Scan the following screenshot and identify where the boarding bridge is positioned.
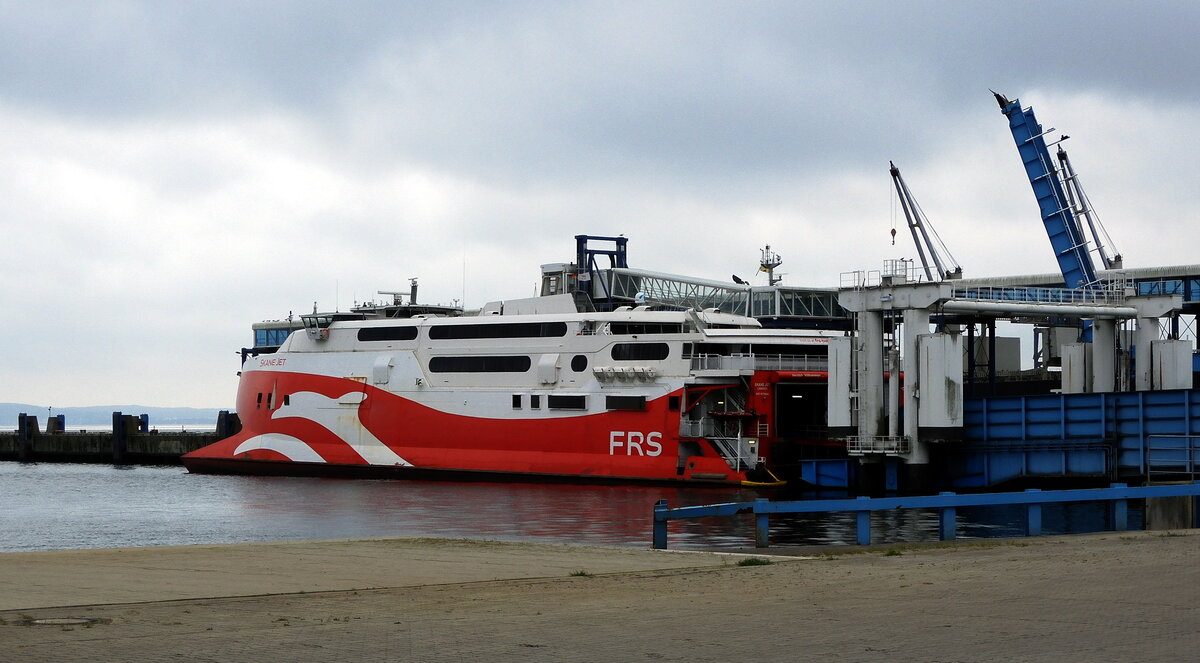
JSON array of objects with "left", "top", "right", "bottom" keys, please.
[{"left": 600, "top": 267, "right": 848, "bottom": 329}]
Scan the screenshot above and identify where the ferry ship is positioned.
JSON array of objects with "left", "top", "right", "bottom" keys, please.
[{"left": 184, "top": 238, "right": 839, "bottom": 485}]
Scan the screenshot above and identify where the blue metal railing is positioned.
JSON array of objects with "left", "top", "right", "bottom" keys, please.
[
  {"left": 651, "top": 482, "right": 1200, "bottom": 549},
  {"left": 1147, "top": 435, "right": 1200, "bottom": 481}
]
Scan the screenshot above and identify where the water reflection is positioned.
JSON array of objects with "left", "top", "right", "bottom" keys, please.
[{"left": 0, "top": 462, "right": 1140, "bottom": 552}]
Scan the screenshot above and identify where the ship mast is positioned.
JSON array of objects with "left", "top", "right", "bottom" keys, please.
[{"left": 759, "top": 245, "right": 783, "bottom": 286}]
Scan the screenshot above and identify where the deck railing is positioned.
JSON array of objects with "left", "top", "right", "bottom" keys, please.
[{"left": 651, "top": 482, "right": 1200, "bottom": 549}]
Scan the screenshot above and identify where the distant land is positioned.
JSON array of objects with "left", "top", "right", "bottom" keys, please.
[{"left": 1, "top": 403, "right": 227, "bottom": 428}]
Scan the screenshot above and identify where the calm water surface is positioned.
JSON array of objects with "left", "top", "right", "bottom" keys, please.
[{"left": 0, "top": 462, "right": 1135, "bottom": 552}]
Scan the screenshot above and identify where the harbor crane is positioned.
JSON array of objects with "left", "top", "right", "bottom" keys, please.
[{"left": 889, "top": 161, "right": 962, "bottom": 281}]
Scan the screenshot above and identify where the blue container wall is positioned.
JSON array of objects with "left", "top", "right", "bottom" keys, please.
[{"left": 950, "top": 389, "right": 1200, "bottom": 488}]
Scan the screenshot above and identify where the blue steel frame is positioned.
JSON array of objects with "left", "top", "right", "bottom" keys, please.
[
  {"left": 651, "top": 482, "right": 1200, "bottom": 549},
  {"left": 952, "top": 389, "right": 1200, "bottom": 488}
]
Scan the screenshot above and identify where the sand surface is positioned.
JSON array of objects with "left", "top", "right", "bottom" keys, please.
[{"left": 1, "top": 531, "right": 1197, "bottom": 662}]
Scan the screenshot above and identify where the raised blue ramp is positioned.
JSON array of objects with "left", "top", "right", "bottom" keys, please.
[{"left": 997, "top": 94, "right": 1098, "bottom": 290}]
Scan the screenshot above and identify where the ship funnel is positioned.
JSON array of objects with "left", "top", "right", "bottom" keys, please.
[{"left": 409, "top": 278, "right": 418, "bottom": 305}]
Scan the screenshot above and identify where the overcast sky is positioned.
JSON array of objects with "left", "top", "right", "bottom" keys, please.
[{"left": 2, "top": 1, "right": 1198, "bottom": 409}]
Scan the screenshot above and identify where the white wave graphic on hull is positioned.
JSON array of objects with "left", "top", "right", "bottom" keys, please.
[
  {"left": 233, "top": 434, "right": 325, "bottom": 463},
  {"left": 269, "top": 390, "right": 412, "bottom": 466}
]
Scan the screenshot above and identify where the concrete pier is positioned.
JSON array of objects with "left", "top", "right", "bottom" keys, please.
[
  {"left": 1, "top": 531, "right": 1197, "bottom": 661},
  {"left": 0, "top": 411, "right": 234, "bottom": 464}
]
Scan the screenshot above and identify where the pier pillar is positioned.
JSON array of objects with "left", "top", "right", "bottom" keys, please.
[
  {"left": 1091, "top": 318, "right": 1117, "bottom": 393},
  {"left": 1134, "top": 317, "right": 1158, "bottom": 391},
  {"left": 857, "top": 311, "right": 885, "bottom": 438},
  {"left": 901, "top": 309, "right": 932, "bottom": 493},
  {"left": 887, "top": 349, "right": 900, "bottom": 438},
  {"left": 112, "top": 412, "right": 127, "bottom": 464},
  {"left": 45, "top": 414, "right": 65, "bottom": 434},
  {"left": 216, "top": 410, "right": 242, "bottom": 438},
  {"left": 1129, "top": 295, "right": 1183, "bottom": 391},
  {"left": 17, "top": 413, "right": 37, "bottom": 461},
  {"left": 901, "top": 309, "right": 930, "bottom": 463}
]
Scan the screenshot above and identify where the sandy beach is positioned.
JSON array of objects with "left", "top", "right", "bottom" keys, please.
[{"left": 2, "top": 531, "right": 1198, "bottom": 662}]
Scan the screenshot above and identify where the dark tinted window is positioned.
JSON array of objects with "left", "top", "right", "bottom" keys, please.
[
  {"left": 571, "top": 355, "right": 588, "bottom": 372},
  {"left": 357, "top": 326, "right": 418, "bottom": 342},
  {"left": 428, "top": 356, "right": 532, "bottom": 373},
  {"left": 512, "top": 394, "right": 522, "bottom": 409},
  {"left": 605, "top": 395, "right": 646, "bottom": 411},
  {"left": 428, "top": 322, "right": 568, "bottom": 340},
  {"left": 608, "top": 322, "right": 684, "bottom": 335},
  {"left": 611, "top": 343, "right": 670, "bottom": 361},
  {"left": 547, "top": 395, "right": 586, "bottom": 410}
]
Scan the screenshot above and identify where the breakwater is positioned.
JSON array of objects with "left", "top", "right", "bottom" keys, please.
[{"left": 0, "top": 411, "right": 237, "bottom": 464}]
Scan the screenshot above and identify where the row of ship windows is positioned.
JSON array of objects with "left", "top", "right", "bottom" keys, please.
[
  {"left": 512, "top": 394, "right": 681, "bottom": 411},
  {"left": 253, "top": 391, "right": 674, "bottom": 413},
  {"left": 356, "top": 322, "right": 684, "bottom": 342},
  {"left": 426, "top": 345, "right": 669, "bottom": 373}
]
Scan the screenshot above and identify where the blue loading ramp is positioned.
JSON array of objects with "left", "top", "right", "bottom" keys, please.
[
  {"left": 996, "top": 94, "right": 1098, "bottom": 290},
  {"left": 945, "top": 388, "right": 1200, "bottom": 488}
]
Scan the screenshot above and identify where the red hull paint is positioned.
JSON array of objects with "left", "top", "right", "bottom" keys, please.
[{"left": 184, "top": 370, "right": 746, "bottom": 484}]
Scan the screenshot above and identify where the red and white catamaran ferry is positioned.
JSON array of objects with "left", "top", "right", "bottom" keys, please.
[{"left": 183, "top": 292, "right": 833, "bottom": 485}]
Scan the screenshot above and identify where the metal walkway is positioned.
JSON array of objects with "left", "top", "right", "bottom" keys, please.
[{"left": 601, "top": 267, "right": 849, "bottom": 327}]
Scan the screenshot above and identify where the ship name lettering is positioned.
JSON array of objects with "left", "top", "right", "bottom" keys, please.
[
  {"left": 608, "top": 431, "right": 663, "bottom": 457},
  {"left": 258, "top": 357, "right": 287, "bottom": 368}
]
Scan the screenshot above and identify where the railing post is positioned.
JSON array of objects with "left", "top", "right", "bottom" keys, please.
[
  {"left": 754, "top": 498, "right": 770, "bottom": 548},
  {"left": 1025, "top": 489, "right": 1042, "bottom": 537},
  {"left": 1110, "top": 483, "right": 1128, "bottom": 531},
  {"left": 652, "top": 499, "right": 669, "bottom": 550},
  {"left": 939, "top": 492, "right": 957, "bottom": 541},
  {"left": 855, "top": 496, "right": 871, "bottom": 546},
  {"left": 1190, "top": 482, "right": 1200, "bottom": 528}
]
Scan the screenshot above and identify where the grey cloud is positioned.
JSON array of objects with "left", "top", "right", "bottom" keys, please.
[{"left": 7, "top": 1, "right": 1196, "bottom": 195}]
